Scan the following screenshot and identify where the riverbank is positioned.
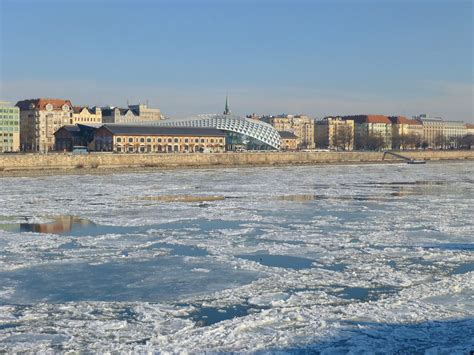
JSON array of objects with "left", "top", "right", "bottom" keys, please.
[{"left": 0, "top": 150, "right": 472, "bottom": 177}]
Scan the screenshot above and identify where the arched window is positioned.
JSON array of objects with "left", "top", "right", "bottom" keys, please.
[
  {"left": 128, "top": 138, "right": 133, "bottom": 143},
  {"left": 174, "top": 138, "right": 179, "bottom": 143},
  {"left": 116, "top": 137, "right": 122, "bottom": 143},
  {"left": 140, "top": 138, "right": 145, "bottom": 143}
]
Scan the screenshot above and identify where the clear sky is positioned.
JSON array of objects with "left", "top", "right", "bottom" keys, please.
[{"left": 1, "top": 0, "right": 472, "bottom": 121}]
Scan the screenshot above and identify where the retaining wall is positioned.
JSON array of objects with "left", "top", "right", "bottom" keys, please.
[{"left": 0, "top": 150, "right": 473, "bottom": 172}]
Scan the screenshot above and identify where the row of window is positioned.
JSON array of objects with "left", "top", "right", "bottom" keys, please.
[
  {"left": 0, "top": 121, "right": 19, "bottom": 125},
  {"left": 0, "top": 127, "right": 19, "bottom": 132},
  {"left": 115, "top": 137, "right": 224, "bottom": 144},
  {"left": 0, "top": 109, "right": 18, "bottom": 113}
]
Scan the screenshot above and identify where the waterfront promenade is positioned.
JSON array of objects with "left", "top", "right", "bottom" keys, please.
[{"left": 0, "top": 150, "right": 473, "bottom": 175}]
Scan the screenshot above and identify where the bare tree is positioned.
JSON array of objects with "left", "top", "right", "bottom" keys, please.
[
  {"left": 433, "top": 133, "right": 447, "bottom": 149},
  {"left": 357, "top": 132, "right": 385, "bottom": 151},
  {"left": 334, "top": 125, "right": 353, "bottom": 151},
  {"left": 404, "top": 133, "right": 421, "bottom": 149},
  {"left": 460, "top": 135, "right": 474, "bottom": 149}
]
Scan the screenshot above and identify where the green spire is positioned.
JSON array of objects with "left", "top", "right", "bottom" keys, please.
[{"left": 223, "top": 95, "right": 231, "bottom": 115}]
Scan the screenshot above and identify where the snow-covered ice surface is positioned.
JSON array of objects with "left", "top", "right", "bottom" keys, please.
[{"left": 0, "top": 162, "right": 473, "bottom": 353}]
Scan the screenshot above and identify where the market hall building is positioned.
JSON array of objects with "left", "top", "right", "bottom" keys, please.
[{"left": 93, "top": 125, "right": 226, "bottom": 153}]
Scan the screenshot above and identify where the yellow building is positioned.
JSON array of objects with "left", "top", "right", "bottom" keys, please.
[
  {"left": 93, "top": 125, "right": 226, "bottom": 153},
  {"left": 71, "top": 106, "right": 102, "bottom": 125},
  {"left": 0, "top": 101, "right": 20, "bottom": 152},
  {"left": 315, "top": 117, "right": 354, "bottom": 150},
  {"left": 279, "top": 131, "right": 298, "bottom": 150},
  {"left": 388, "top": 116, "right": 423, "bottom": 149},
  {"left": 16, "top": 98, "right": 73, "bottom": 152},
  {"left": 264, "top": 115, "right": 315, "bottom": 149}
]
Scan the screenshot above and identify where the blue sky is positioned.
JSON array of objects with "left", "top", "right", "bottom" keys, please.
[{"left": 1, "top": 0, "right": 472, "bottom": 121}]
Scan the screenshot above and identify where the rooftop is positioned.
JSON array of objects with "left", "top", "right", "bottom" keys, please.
[
  {"left": 100, "top": 124, "right": 226, "bottom": 137},
  {"left": 278, "top": 131, "right": 299, "bottom": 139},
  {"left": 16, "top": 98, "right": 73, "bottom": 111},
  {"left": 342, "top": 115, "right": 392, "bottom": 124}
]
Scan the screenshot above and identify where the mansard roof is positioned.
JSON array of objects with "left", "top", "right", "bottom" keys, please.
[{"left": 16, "top": 98, "right": 73, "bottom": 111}]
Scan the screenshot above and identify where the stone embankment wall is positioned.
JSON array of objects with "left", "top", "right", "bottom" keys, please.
[{"left": 0, "top": 151, "right": 472, "bottom": 172}]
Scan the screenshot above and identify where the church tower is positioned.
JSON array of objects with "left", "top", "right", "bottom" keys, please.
[{"left": 223, "top": 95, "right": 231, "bottom": 115}]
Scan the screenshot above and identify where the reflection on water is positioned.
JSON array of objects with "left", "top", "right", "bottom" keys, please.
[
  {"left": 0, "top": 216, "right": 139, "bottom": 237},
  {"left": 0, "top": 216, "right": 95, "bottom": 235}
]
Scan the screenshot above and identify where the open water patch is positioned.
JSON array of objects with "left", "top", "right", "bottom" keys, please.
[
  {"left": 237, "top": 254, "right": 315, "bottom": 270},
  {"left": 0, "top": 258, "right": 258, "bottom": 304},
  {"left": 331, "top": 285, "right": 400, "bottom": 302},
  {"left": 451, "top": 262, "right": 474, "bottom": 275},
  {"left": 184, "top": 303, "right": 270, "bottom": 327},
  {"left": 146, "top": 242, "right": 209, "bottom": 257}
]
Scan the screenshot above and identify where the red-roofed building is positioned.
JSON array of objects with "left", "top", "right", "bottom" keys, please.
[
  {"left": 16, "top": 98, "right": 73, "bottom": 152},
  {"left": 341, "top": 115, "right": 392, "bottom": 150}
]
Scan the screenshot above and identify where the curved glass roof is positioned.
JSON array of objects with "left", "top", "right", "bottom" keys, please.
[{"left": 138, "top": 114, "right": 281, "bottom": 149}]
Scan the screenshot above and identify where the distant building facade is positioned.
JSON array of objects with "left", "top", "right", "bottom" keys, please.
[
  {"left": 262, "top": 114, "right": 315, "bottom": 149},
  {"left": 466, "top": 124, "right": 474, "bottom": 136},
  {"left": 0, "top": 102, "right": 20, "bottom": 152},
  {"left": 71, "top": 106, "right": 102, "bottom": 125},
  {"left": 414, "top": 114, "right": 467, "bottom": 148},
  {"left": 388, "top": 116, "right": 423, "bottom": 149},
  {"left": 342, "top": 115, "right": 392, "bottom": 150},
  {"left": 16, "top": 98, "right": 73, "bottom": 152},
  {"left": 102, "top": 103, "right": 162, "bottom": 124},
  {"left": 279, "top": 131, "right": 298, "bottom": 150},
  {"left": 315, "top": 117, "right": 355, "bottom": 151},
  {"left": 54, "top": 124, "right": 97, "bottom": 151},
  {"left": 93, "top": 125, "right": 226, "bottom": 153}
]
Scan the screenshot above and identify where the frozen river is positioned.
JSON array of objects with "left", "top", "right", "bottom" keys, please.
[{"left": 0, "top": 162, "right": 473, "bottom": 353}]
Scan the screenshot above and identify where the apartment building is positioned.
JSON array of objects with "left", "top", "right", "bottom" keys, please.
[
  {"left": 16, "top": 98, "right": 73, "bottom": 152},
  {"left": 102, "top": 103, "right": 162, "bottom": 123},
  {"left": 315, "top": 117, "right": 355, "bottom": 150},
  {"left": 263, "top": 114, "right": 315, "bottom": 149},
  {"left": 342, "top": 115, "right": 392, "bottom": 150},
  {"left": 0, "top": 102, "right": 20, "bottom": 152},
  {"left": 71, "top": 106, "right": 102, "bottom": 125}
]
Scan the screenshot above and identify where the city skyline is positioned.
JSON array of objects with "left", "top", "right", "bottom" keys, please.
[{"left": 1, "top": 0, "right": 472, "bottom": 122}]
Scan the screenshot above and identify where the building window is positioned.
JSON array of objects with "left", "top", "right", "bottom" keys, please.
[
  {"left": 168, "top": 138, "right": 172, "bottom": 143},
  {"left": 157, "top": 138, "right": 162, "bottom": 142},
  {"left": 140, "top": 137, "right": 145, "bottom": 143},
  {"left": 128, "top": 138, "right": 133, "bottom": 143},
  {"left": 116, "top": 137, "right": 122, "bottom": 142},
  {"left": 184, "top": 138, "right": 188, "bottom": 143},
  {"left": 201, "top": 139, "right": 205, "bottom": 143},
  {"left": 147, "top": 138, "right": 152, "bottom": 143},
  {"left": 174, "top": 138, "right": 178, "bottom": 143}
]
